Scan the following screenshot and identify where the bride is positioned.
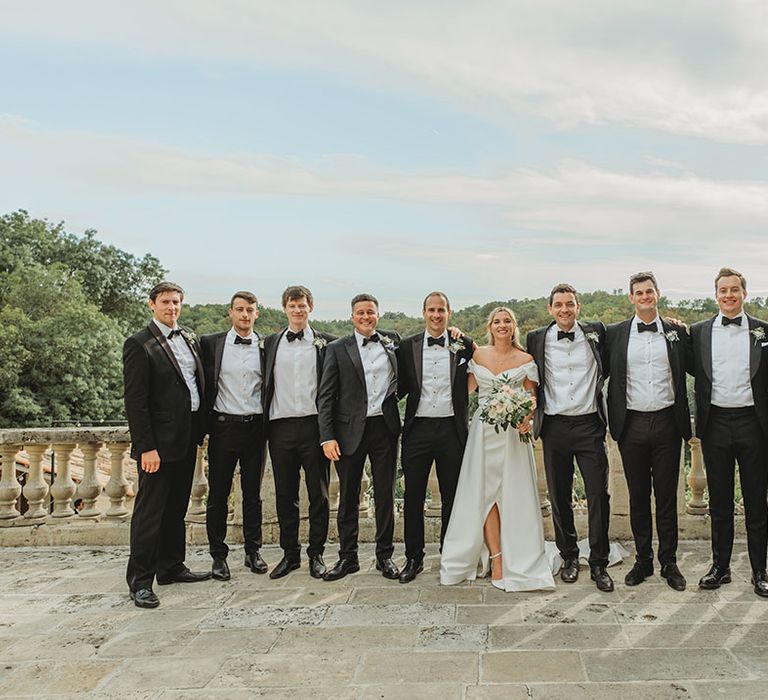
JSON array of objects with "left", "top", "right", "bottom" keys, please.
[{"left": 440, "top": 306, "right": 557, "bottom": 591}]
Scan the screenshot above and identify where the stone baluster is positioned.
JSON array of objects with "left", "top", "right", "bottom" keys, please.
[
  {"left": 0, "top": 443, "right": 22, "bottom": 521},
  {"left": 22, "top": 444, "right": 50, "bottom": 522},
  {"left": 686, "top": 437, "right": 708, "bottom": 515},
  {"left": 425, "top": 462, "right": 442, "bottom": 517},
  {"left": 329, "top": 461, "right": 340, "bottom": 515},
  {"left": 50, "top": 443, "right": 77, "bottom": 518},
  {"left": 606, "top": 435, "right": 629, "bottom": 517},
  {"left": 104, "top": 441, "right": 130, "bottom": 520},
  {"left": 186, "top": 442, "right": 208, "bottom": 522},
  {"left": 532, "top": 440, "right": 551, "bottom": 515},
  {"left": 359, "top": 461, "right": 372, "bottom": 516},
  {"left": 76, "top": 442, "right": 103, "bottom": 518}
]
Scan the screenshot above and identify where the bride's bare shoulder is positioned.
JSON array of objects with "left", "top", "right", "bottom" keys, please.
[{"left": 473, "top": 346, "right": 493, "bottom": 360}]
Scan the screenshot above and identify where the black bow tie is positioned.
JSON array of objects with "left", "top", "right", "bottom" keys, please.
[
  {"left": 168, "top": 329, "right": 182, "bottom": 339},
  {"left": 427, "top": 335, "right": 445, "bottom": 347},
  {"left": 557, "top": 330, "right": 575, "bottom": 342},
  {"left": 722, "top": 316, "right": 742, "bottom": 327},
  {"left": 286, "top": 329, "right": 304, "bottom": 342},
  {"left": 637, "top": 322, "right": 658, "bottom": 333},
  {"left": 234, "top": 336, "right": 252, "bottom": 345},
  {"left": 362, "top": 333, "right": 380, "bottom": 347}
]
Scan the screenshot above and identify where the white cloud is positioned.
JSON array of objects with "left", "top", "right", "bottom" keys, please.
[{"left": 2, "top": 1, "right": 768, "bottom": 143}]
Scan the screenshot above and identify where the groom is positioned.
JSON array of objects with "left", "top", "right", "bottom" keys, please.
[{"left": 527, "top": 283, "right": 614, "bottom": 592}]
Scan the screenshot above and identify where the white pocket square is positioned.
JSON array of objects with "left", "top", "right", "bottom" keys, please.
[
  {"left": 459, "top": 358, "right": 467, "bottom": 366},
  {"left": 761, "top": 342, "right": 768, "bottom": 348}
]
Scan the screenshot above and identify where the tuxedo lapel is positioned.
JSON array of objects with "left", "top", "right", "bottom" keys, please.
[
  {"left": 748, "top": 315, "right": 762, "bottom": 380},
  {"left": 701, "top": 317, "right": 714, "bottom": 382},
  {"left": 345, "top": 336, "right": 366, "bottom": 388},
  {"left": 617, "top": 319, "right": 631, "bottom": 384},
  {"left": 213, "top": 333, "right": 227, "bottom": 388},
  {"left": 660, "top": 321, "right": 681, "bottom": 381},
  {"left": 579, "top": 321, "right": 602, "bottom": 370},
  {"left": 412, "top": 334, "right": 424, "bottom": 393},
  {"left": 184, "top": 334, "right": 205, "bottom": 396},
  {"left": 310, "top": 326, "right": 324, "bottom": 384},
  {"left": 265, "top": 328, "right": 286, "bottom": 393},
  {"left": 382, "top": 337, "right": 399, "bottom": 395},
  {"left": 449, "top": 340, "right": 458, "bottom": 387},
  {"left": 149, "top": 322, "right": 185, "bottom": 383}
]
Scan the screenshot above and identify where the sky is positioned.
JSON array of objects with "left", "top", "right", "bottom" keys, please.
[{"left": 1, "top": 1, "right": 767, "bottom": 318}]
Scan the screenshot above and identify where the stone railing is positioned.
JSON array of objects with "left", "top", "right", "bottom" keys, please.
[{"left": 0, "top": 426, "right": 715, "bottom": 546}]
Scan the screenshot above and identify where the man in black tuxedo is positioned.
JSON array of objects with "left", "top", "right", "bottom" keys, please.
[
  {"left": 263, "top": 285, "right": 336, "bottom": 580},
  {"left": 396, "top": 291, "right": 474, "bottom": 583},
  {"left": 201, "top": 291, "right": 267, "bottom": 581},
  {"left": 123, "top": 282, "right": 211, "bottom": 609},
  {"left": 527, "top": 283, "right": 614, "bottom": 592},
  {"left": 318, "top": 293, "right": 401, "bottom": 581},
  {"left": 606, "top": 272, "right": 689, "bottom": 591},
  {"left": 688, "top": 267, "right": 768, "bottom": 597}
]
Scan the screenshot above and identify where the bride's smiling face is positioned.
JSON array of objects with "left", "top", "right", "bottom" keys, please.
[{"left": 490, "top": 311, "right": 515, "bottom": 342}]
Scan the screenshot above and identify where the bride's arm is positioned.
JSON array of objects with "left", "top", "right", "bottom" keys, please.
[{"left": 467, "top": 372, "right": 478, "bottom": 393}]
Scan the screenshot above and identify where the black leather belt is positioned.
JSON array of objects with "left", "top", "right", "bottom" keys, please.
[{"left": 213, "top": 412, "right": 261, "bottom": 423}]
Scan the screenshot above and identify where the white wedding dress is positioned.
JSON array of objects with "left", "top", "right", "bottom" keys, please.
[{"left": 440, "top": 359, "right": 558, "bottom": 591}]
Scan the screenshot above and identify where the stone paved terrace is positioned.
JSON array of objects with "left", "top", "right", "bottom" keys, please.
[{"left": 1, "top": 542, "right": 768, "bottom": 699}]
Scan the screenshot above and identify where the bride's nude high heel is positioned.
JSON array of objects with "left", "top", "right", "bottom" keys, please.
[{"left": 490, "top": 552, "right": 502, "bottom": 581}]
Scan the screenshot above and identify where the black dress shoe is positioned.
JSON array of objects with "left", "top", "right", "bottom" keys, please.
[
  {"left": 376, "top": 557, "right": 400, "bottom": 580},
  {"left": 591, "top": 566, "right": 615, "bottom": 592},
  {"left": 129, "top": 588, "right": 160, "bottom": 609},
  {"left": 624, "top": 562, "right": 653, "bottom": 587},
  {"left": 212, "top": 558, "right": 231, "bottom": 581},
  {"left": 309, "top": 555, "right": 327, "bottom": 579},
  {"left": 322, "top": 557, "right": 360, "bottom": 581},
  {"left": 560, "top": 557, "right": 580, "bottom": 583},
  {"left": 699, "top": 565, "right": 731, "bottom": 590},
  {"left": 156, "top": 568, "right": 212, "bottom": 585},
  {"left": 660, "top": 563, "right": 687, "bottom": 591},
  {"left": 398, "top": 558, "right": 424, "bottom": 584},
  {"left": 269, "top": 555, "right": 301, "bottom": 580},
  {"left": 752, "top": 571, "right": 768, "bottom": 598},
  {"left": 245, "top": 551, "right": 268, "bottom": 574}
]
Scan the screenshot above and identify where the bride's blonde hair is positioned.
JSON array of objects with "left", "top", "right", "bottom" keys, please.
[{"left": 485, "top": 306, "right": 524, "bottom": 350}]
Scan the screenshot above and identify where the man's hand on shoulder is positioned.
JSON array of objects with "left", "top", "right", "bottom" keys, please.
[{"left": 141, "top": 449, "right": 161, "bottom": 473}]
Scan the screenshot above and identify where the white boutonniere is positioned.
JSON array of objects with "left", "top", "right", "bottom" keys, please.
[
  {"left": 180, "top": 327, "right": 197, "bottom": 343},
  {"left": 313, "top": 336, "right": 327, "bottom": 349},
  {"left": 750, "top": 327, "right": 766, "bottom": 344},
  {"left": 449, "top": 337, "right": 465, "bottom": 354},
  {"left": 585, "top": 331, "right": 600, "bottom": 344},
  {"left": 258, "top": 338, "right": 265, "bottom": 349},
  {"left": 664, "top": 330, "right": 679, "bottom": 343},
  {"left": 380, "top": 334, "right": 396, "bottom": 348}
]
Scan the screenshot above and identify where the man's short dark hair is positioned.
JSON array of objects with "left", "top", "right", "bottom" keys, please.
[
  {"left": 149, "top": 281, "right": 184, "bottom": 302},
  {"left": 548, "top": 283, "right": 578, "bottom": 306},
  {"left": 629, "top": 271, "right": 659, "bottom": 294},
  {"left": 351, "top": 293, "right": 379, "bottom": 310},
  {"left": 281, "top": 285, "right": 313, "bottom": 308},
  {"left": 715, "top": 267, "right": 747, "bottom": 292},
  {"left": 422, "top": 291, "right": 451, "bottom": 311},
  {"left": 230, "top": 291, "right": 258, "bottom": 307}
]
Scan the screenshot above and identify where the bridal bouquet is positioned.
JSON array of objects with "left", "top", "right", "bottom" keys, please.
[{"left": 479, "top": 376, "right": 535, "bottom": 443}]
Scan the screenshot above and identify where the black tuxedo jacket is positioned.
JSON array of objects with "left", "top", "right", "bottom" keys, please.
[
  {"left": 526, "top": 320, "right": 608, "bottom": 440},
  {"left": 200, "top": 330, "right": 266, "bottom": 430},
  {"left": 605, "top": 318, "right": 691, "bottom": 442},
  {"left": 262, "top": 326, "right": 337, "bottom": 428},
  {"left": 123, "top": 322, "right": 205, "bottom": 462},
  {"left": 687, "top": 314, "right": 768, "bottom": 438},
  {"left": 397, "top": 332, "right": 474, "bottom": 444},
  {"left": 317, "top": 330, "right": 402, "bottom": 454}
]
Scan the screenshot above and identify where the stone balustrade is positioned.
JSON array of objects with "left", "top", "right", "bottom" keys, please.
[{"left": 0, "top": 424, "right": 720, "bottom": 546}]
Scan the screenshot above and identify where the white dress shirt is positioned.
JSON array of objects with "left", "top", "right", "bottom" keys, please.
[
  {"left": 270, "top": 326, "right": 318, "bottom": 420},
  {"left": 416, "top": 331, "right": 454, "bottom": 418},
  {"left": 213, "top": 328, "right": 263, "bottom": 415},
  {"left": 626, "top": 315, "right": 675, "bottom": 411},
  {"left": 711, "top": 312, "right": 754, "bottom": 408},
  {"left": 153, "top": 319, "right": 200, "bottom": 411},
  {"left": 543, "top": 323, "right": 598, "bottom": 416},
  {"left": 356, "top": 330, "right": 394, "bottom": 417}
]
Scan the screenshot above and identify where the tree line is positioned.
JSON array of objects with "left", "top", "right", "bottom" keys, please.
[{"left": 3, "top": 210, "right": 768, "bottom": 427}]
